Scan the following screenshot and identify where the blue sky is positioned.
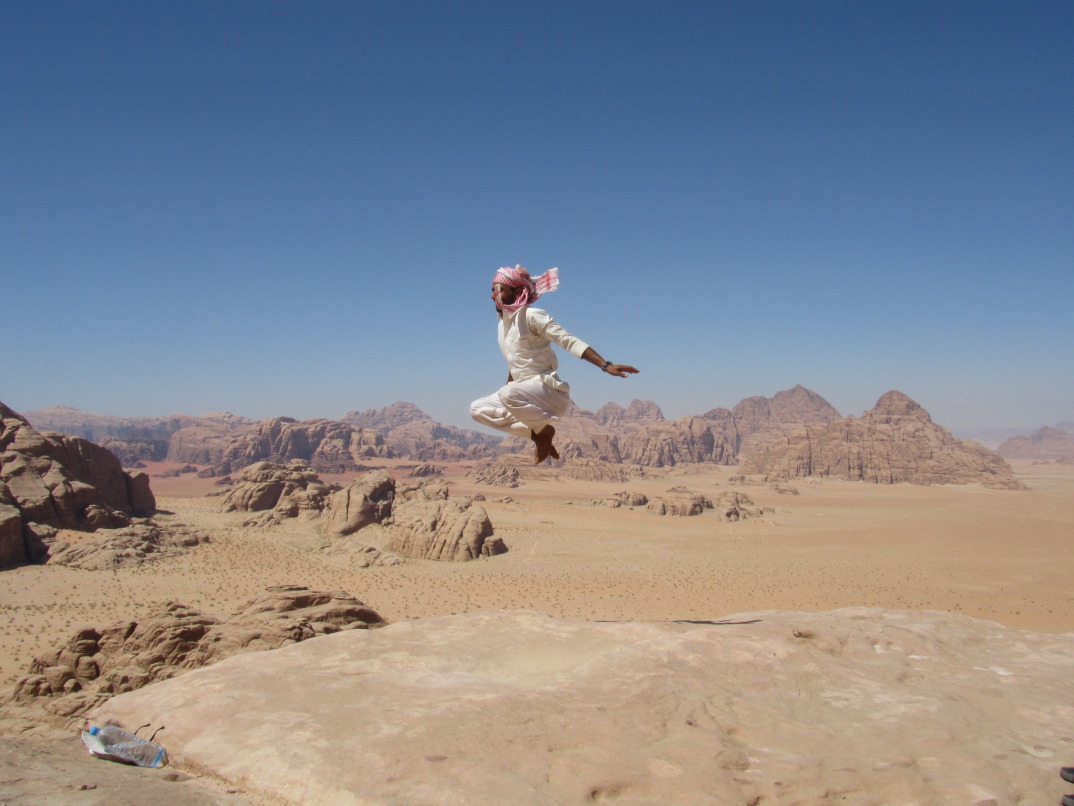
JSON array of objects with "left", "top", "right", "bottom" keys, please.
[{"left": 3, "top": 0, "right": 1072, "bottom": 435}]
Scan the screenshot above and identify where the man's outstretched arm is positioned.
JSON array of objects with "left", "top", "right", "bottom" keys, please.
[{"left": 580, "top": 346, "right": 639, "bottom": 379}]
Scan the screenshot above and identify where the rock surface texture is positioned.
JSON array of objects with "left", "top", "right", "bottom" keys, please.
[
  {"left": 221, "top": 461, "right": 338, "bottom": 527},
  {"left": 9, "top": 585, "right": 384, "bottom": 727},
  {"left": 0, "top": 401, "right": 156, "bottom": 564},
  {"left": 92, "top": 608, "right": 1074, "bottom": 806},
  {"left": 741, "top": 391, "right": 1025, "bottom": 488},
  {"left": 319, "top": 470, "right": 504, "bottom": 561}
]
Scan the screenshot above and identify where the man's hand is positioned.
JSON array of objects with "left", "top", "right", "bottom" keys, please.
[{"left": 605, "top": 364, "right": 639, "bottom": 378}]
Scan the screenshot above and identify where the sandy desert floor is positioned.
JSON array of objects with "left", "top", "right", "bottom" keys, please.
[{"left": 1, "top": 459, "right": 1072, "bottom": 689}]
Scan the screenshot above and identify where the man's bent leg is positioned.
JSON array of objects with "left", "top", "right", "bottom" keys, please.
[
  {"left": 470, "top": 393, "right": 533, "bottom": 439},
  {"left": 496, "top": 378, "right": 569, "bottom": 435}
]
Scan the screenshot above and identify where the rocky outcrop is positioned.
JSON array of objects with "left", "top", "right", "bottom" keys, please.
[
  {"left": 618, "top": 414, "right": 739, "bottom": 467},
  {"left": 343, "top": 402, "right": 499, "bottom": 461},
  {"left": 221, "top": 462, "right": 338, "bottom": 515},
  {"left": 466, "top": 457, "right": 524, "bottom": 487},
  {"left": 9, "top": 585, "right": 384, "bottom": 727},
  {"left": 0, "top": 402, "right": 157, "bottom": 565},
  {"left": 594, "top": 399, "right": 665, "bottom": 428},
  {"left": 343, "top": 401, "right": 433, "bottom": 431},
  {"left": 575, "top": 491, "right": 649, "bottom": 508},
  {"left": 727, "top": 383, "right": 842, "bottom": 457},
  {"left": 711, "top": 491, "right": 773, "bottom": 521},
  {"left": 44, "top": 523, "right": 206, "bottom": 570},
  {"left": 558, "top": 458, "right": 647, "bottom": 483},
  {"left": 646, "top": 487, "right": 713, "bottom": 516},
  {"left": 217, "top": 417, "right": 389, "bottom": 475},
  {"left": 24, "top": 407, "right": 256, "bottom": 466},
  {"left": 166, "top": 412, "right": 257, "bottom": 465},
  {"left": 544, "top": 387, "right": 839, "bottom": 469},
  {"left": 321, "top": 471, "right": 396, "bottom": 536},
  {"left": 321, "top": 471, "right": 503, "bottom": 562},
  {"left": 741, "top": 391, "right": 1025, "bottom": 488},
  {"left": 386, "top": 498, "right": 503, "bottom": 561},
  {"left": 998, "top": 425, "right": 1074, "bottom": 463}
]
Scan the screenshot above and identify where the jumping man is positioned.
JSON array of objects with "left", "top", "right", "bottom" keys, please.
[{"left": 469, "top": 265, "right": 639, "bottom": 463}]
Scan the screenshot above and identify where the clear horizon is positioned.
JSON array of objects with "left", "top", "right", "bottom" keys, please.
[{"left": 5, "top": 1, "right": 1072, "bottom": 436}]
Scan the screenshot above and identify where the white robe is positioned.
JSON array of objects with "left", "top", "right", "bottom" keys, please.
[{"left": 470, "top": 306, "right": 589, "bottom": 438}]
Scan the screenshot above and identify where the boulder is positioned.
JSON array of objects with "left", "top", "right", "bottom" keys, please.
[
  {"left": 386, "top": 498, "right": 504, "bottom": 561},
  {"left": 221, "top": 462, "right": 337, "bottom": 514},
  {"left": 0, "top": 497, "right": 22, "bottom": 566},
  {"left": 647, "top": 488, "right": 713, "bottom": 516},
  {"left": 712, "top": 491, "right": 773, "bottom": 521},
  {"left": 321, "top": 470, "right": 396, "bottom": 536},
  {"left": 0, "top": 401, "right": 157, "bottom": 563}
]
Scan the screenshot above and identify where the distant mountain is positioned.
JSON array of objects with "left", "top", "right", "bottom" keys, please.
[
  {"left": 342, "top": 402, "right": 503, "bottom": 461},
  {"left": 997, "top": 426, "right": 1074, "bottom": 463},
  {"left": 740, "top": 391, "right": 1024, "bottom": 488},
  {"left": 26, "top": 403, "right": 501, "bottom": 470},
  {"left": 24, "top": 407, "right": 254, "bottom": 465},
  {"left": 25, "top": 387, "right": 1022, "bottom": 485},
  {"left": 544, "top": 386, "right": 842, "bottom": 468}
]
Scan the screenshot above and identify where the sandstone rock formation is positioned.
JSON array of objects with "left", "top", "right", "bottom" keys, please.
[
  {"left": 321, "top": 470, "right": 395, "bottom": 536},
  {"left": 594, "top": 399, "right": 666, "bottom": 428},
  {"left": 322, "top": 471, "right": 504, "bottom": 562},
  {"left": 646, "top": 487, "right": 713, "bottom": 516},
  {"left": 618, "top": 414, "right": 739, "bottom": 467},
  {"left": 529, "top": 387, "right": 840, "bottom": 469},
  {"left": 221, "top": 462, "right": 338, "bottom": 520},
  {"left": 44, "top": 523, "right": 206, "bottom": 570},
  {"left": 726, "top": 383, "right": 843, "bottom": 457},
  {"left": 1, "top": 402, "right": 156, "bottom": 565},
  {"left": 575, "top": 490, "right": 649, "bottom": 508},
  {"left": 741, "top": 391, "right": 1025, "bottom": 488},
  {"left": 91, "top": 609, "right": 1074, "bottom": 806},
  {"left": 24, "top": 406, "right": 256, "bottom": 466},
  {"left": 166, "top": 412, "right": 258, "bottom": 465},
  {"left": 9, "top": 586, "right": 384, "bottom": 727},
  {"left": 466, "top": 456, "right": 524, "bottom": 487},
  {"left": 998, "top": 425, "right": 1074, "bottom": 463},
  {"left": 216, "top": 417, "right": 389, "bottom": 475},
  {"left": 343, "top": 401, "right": 500, "bottom": 461},
  {"left": 557, "top": 458, "right": 648, "bottom": 483},
  {"left": 712, "top": 490, "right": 773, "bottom": 521},
  {"left": 408, "top": 463, "right": 443, "bottom": 477},
  {"left": 387, "top": 498, "right": 504, "bottom": 561},
  {"left": 342, "top": 401, "right": 434, "bottom": 432}
]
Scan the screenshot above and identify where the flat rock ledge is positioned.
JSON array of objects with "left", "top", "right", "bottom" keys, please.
[{"left": 92, "top": 608, "right": 1074, "bottom": 805}]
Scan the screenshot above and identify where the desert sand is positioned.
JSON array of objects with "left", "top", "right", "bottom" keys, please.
[
  {"left": 2, "top": 459, "right": 1073, "bottom": 803},
  {"left": 2, "top": 459, "right": 1073, "bottom": 688}
]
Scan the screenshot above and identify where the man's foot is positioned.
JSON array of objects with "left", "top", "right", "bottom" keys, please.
[
  {"left": 1062, "top": 767, "right": 1074, "bottom": 784},
  {"left": 531, "top": 425, "right": 559, "bottom": 464}
]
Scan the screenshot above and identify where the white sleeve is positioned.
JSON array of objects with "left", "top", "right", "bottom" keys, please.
[{"left": 527, "top": 308, "right": 590, "bottom": 359}]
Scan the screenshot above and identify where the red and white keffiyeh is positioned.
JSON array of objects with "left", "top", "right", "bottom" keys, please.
[{"left": 492, "top": 265, "right": 559, "bottom": 313}]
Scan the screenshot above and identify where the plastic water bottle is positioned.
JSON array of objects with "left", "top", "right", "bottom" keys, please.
[{"left": 82, "top": 725, "right": 167, "bottom": 768}]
